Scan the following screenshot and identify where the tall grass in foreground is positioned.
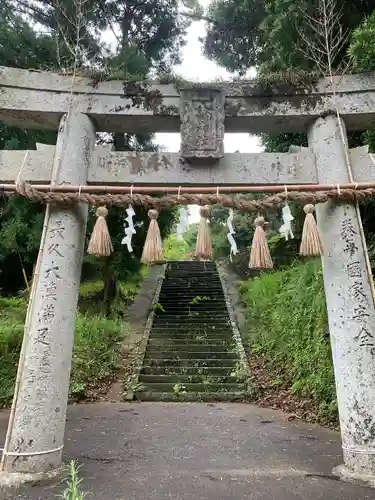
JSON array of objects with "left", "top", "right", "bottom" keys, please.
[
  {"left": 240, "top": 260, "right": 337, "bottom": 419},
  {"left": 60, "top": 461, "right": 88, "bottom": 500}
]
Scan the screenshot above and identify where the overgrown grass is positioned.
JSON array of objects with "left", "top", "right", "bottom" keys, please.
[
  {"left": 0, "top": 297, "right": 26, "bottom": 407},
  {"left": 79, "top": 269, "right": 147, "bottom": 316},
  {"left": 70, "top": 314, "right": 126, "bottom": 400},
  {"left": 0, "top": 289, "right": 127, "bottom": 407},
  {"left": 240, "top": 260, "right": 337, "bottom": 420}
]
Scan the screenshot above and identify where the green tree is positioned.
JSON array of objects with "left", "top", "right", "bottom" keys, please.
[
  {"left": 203, "top": 0, "right": 375, "bottom": 74},
  {"left": 163, "top": 233, "right": 189, "bottom": 260},
  {"left": 350, "top": 10, "right": 375, "bottom": 73},
  {"left": 0, "top": 4, "right": 59, "bottom": 293},
  {"left": 0, "top": 0, "right": 190, "bottom": 302}
]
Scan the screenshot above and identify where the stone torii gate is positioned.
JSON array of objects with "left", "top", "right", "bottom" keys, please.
[{"left": 1, "top": 66, "right": 375, "bottom": 486}]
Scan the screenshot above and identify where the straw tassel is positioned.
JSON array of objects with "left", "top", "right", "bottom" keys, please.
[
  {"left": 141, "top": 209, "right": 164, "bottom": 265},
  {"left": 87, "top": 206, "right": 113, "bottom": 257},
  {"left": 299, "top": 204, "right": 324, "bottom": 257},
  {"left": 195, "top": 206, "right": 212, "bottom": 261},
  {"left": 249, "top": 216, "right": 273, "bottom": 270}
]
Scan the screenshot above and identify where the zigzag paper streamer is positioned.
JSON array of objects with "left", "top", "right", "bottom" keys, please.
[
  {"left": 227, "top": 209, "right": 238, "bottom": 261},
  {"left": 279, "top": 203, "right": 294, "bottom": 241},
  {"left": 121, "top": 204, "right": 136, "bottom": 252},
  {"left": 176, "top": 206, "right": 189, "bottom": 241}
]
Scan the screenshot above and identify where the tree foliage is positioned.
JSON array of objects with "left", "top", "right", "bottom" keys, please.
[
  {"left": 350, "top": 10, "right": 375, "bottom": 71},
  {"left": 0, "top": 0, "right": 188, "bottom": 299},
  {"left": 204, "top": 0, "right": 375, "bottom": 74}
]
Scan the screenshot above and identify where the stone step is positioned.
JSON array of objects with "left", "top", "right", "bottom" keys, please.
[
  {"left": 159, "top": 296, "right": 224, "bottom": 300},
  {"left": 166, "top": 268, "right": 218, "bottom": 273},
  {"left": 158, "top": 303, "right": 227, "bottom": 309},
  {"left": 166, "top": 274, "right": 219, "bottom": 278},
  {"left": 149, "top": 340, "right": 234, "bottom": 347},
  {"left": 168, "top": 264, "right": 217, "bottom": 267},
  {"left": 152, "top": 318, "right": 230, "bottom": 324},
  {"left": 142, "top": 358, "right": 238, "bottom": 368},
  {"left": 157, "top": 306, "right": 228, "bottom": 312},
  {"left": 160, "top": 292, "right": 223, "bottom": 294},
  {"left": 150, "top": 332, "right": 233, "bottom": 339},
  {"left": 144, "top": 351, "right": 238, "bottom": 359},
  {"left": 134, "top": 391, "right": 247, "bottom": 402},
  {"left": 168, "top": 262, "right": 217, "bottom": 266},
  {"left": 160, "top": 285, "right": 222, "bottom": 290},
  {"left": 149, "top": 335, "right": 234, "bottom": 342},
  {"left": 152, "top": 322, "right": 232, "bottom": 335},
  {"left": 154, "top": 319, "right": 230, "bottom": 324},
  {"left": 163, "top": 286, "right": 221, "bottom": 290},
  {"left": 154, "top": 312, "right": 229, "bottom": 316},
  {"left": 168, "top": 262, "right": 217, "bottom": 267},
  {"left": 138, "top": 382, "right": 246, "bottom": 392},
  {"left": 157, "top": 312, "right": 228, "bottom": 317},
  {"left": 140, "top": 366, "right": 236, "bottom": 376},
  {"left": 146, "top": 343, "right": 235, "bottom": 353},
  {"left": 139, "top": 374, "right": 239, "bottom": 384},
  {"left": 158, "top": 296, "right": 224, "bottom": 301},
  {"left": 148, "top": 339, "right": 235, "bottom": 348},
  {"left": 165, "top": 279, "right": 219, "bottom": 283},
  {"left": 163, "top": 279, "right": 220, "bottom": 282},
  {"left": 161, "top": 281, "right": 222, "bottom": 286},
  {"left": 166, "top": 271, "right": 218, "bottom": 275}
]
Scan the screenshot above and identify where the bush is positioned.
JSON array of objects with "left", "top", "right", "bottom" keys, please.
[
  {"left": 240, "top": 260, "right": 337, "bottom": 418},
  {"left": 70, "top": 315, "right": 126, "bottom": 399},
  {"left": 0, "top": 296, "right": 126, "bottom": 407}
]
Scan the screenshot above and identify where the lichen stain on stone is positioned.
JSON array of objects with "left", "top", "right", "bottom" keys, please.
[
  {"left": 348, "top": 398, "right": 375, "bottom": 444},
  {"left": 143, "top": 90, "right": 163, "bottom": 111},
  {"left": 120, "top": 81, "right": 180, "bottom": 116},
  {"left": 224, "top": 100, "right": 241, "bottom": 117},
  {"left": 319, "top": 109, "right": 338, "bottom": 120},
  {"left": 230, "top": 93, "right": 324, "bottom": 116},
  {"left": 155, "top": 104, "right": 179, "bottom": 116},
  {"left": 129, "top": 154, "right": 172, "bottom": 175}
]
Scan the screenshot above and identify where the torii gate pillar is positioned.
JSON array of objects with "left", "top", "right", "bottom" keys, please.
[
  {"left": 0, "top": 108, "right": 95, "bottom": 480},
  {"left": 309, "top": 114, "right": 375, "bottom": 484}
]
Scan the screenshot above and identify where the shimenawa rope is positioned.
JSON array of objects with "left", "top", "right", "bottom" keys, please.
[{"left": 13, "top": 180, "right": 375, "bottom": 212}]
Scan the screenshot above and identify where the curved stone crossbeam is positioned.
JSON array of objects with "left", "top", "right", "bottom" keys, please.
[{"left": 1, "top": 67, "right": 375, "bottom": 133}]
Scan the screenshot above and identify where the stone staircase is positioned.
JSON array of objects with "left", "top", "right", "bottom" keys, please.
[{"left": 135, "top": 261, "right": 249, "bottom": 401}]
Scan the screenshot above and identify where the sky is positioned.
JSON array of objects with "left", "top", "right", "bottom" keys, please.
[
  {"left": 154, "top": 1, "right": 262, "bottom": 221},
  {"left": 155, "top": 0, "right": 261, "bottom": 155}
]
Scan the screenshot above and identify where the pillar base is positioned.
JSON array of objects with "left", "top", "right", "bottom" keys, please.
[
  {"left": 333, "top": 464, "right": 375, "bottom": 488},
  {"left": 0, "top": 467, "right": 63, "bottom": 489}
]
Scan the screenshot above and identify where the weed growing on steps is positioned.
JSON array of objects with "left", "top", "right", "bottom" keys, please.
[
  {"left": 151, "top": 302, "right": 166, "bottom": 313},
  {"left": 60, "top": 461, "right": 87, "bottom": 500},
  {"left": 240, "top": 260, "right": 337, "bottom": 420},
  {"left": 188, "top": 295, "right": 211, "bottom": 317},
  {"left": 173, "top": 383, "right": 187, "bottom": 396},
  {"left": 189, "top": 296, "right": 211, "bottom": 306}
]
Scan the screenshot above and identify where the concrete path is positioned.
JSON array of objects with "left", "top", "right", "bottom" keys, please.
[{"left": 0, "top": 402, "right": 374, "bottom": 499}]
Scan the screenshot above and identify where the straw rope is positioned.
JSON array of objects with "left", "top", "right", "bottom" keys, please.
[{"left": 12, "top": 181, "right": 375, "bottom": 212}]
